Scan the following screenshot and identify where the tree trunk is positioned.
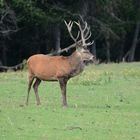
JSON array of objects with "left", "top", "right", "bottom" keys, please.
[
  {"left": 105, "top": 32, "right": 111, "bottom": 63},
  {"left": 106, "top": 42, "right": 111, "bottom": 63},
  {"left": 118, "top": 43, "right": 124, "bottom": 62},
  {"left": 53, "top": 25, "right": 61, "bottom": 54},
  {"left": 2, "top": 41, "right": 7, "bottom": 66},
  {"left": 90, "top": 43, "right": 96, "bottom": 57},
  {"left": 128, "top": 21, "right": 140, "bottom": 61},
  {"left": 80, "top": 0, "right": 89, "bottom": 18},
  {"left": 118, "top": 35, "right": 125, "bottom": 62}
]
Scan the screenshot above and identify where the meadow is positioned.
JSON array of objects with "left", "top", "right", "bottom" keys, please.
[{"left": 0, "top": 63, "right": 140, "bottom": 140}]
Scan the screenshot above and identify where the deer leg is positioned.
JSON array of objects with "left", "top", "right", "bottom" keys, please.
[
  {"left": 59, "top": 78, "right": 68, "bottom": 107},
  {"left": 26, "top": 76, "right": 34, "bottom": 105},
  {"left": 33, "top": 78, "right": 41, "bottom": 105}
]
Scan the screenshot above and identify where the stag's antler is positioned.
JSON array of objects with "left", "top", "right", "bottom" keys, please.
[
  {"left": 64, "top": 20, "right": 80, "bottom": 43},
  {"left": 75, "top": 20, "right": 94, "bottom": 47},
  {"left": 64, "top": 19, "right": 94, "bottom": 48}
]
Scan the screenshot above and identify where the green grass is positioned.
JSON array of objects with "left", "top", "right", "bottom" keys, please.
[{"left": 0, "top": 63, "right": 140, "bottom": 140}]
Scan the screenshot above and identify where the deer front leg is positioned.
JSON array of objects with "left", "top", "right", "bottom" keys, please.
[{"left": 59, "top": 78, "right": 68, "bottom": 107}]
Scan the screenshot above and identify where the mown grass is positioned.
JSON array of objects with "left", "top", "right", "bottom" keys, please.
[{"left": 0, "top": 63, "right": 140, "bottom": 140}]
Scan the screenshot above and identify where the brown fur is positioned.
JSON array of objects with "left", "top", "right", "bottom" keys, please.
[{"left": 26, "top": 49, "right": 94, "bottom": 107}]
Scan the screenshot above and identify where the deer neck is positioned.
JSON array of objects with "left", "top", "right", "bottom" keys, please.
[{"left": 68, "top": 50, "right": 85, "bottom": 77}]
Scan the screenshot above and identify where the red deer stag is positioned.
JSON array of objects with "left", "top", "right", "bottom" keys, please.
[{"left": 26, "top": 20, "right": 95, "bottom": 107}]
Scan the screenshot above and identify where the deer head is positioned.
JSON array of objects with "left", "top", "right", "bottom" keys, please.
[{"left": 64, "top": 20, "right": 95, "bottom": 63}]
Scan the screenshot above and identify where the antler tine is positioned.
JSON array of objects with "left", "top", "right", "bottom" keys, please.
[
  {"left": 85, "top": 31, "right": 92, "bottom": 41},
  {"left": 65, "top": 19, "right": 94, "bottom": 46},
  {"left": 75, "top": 21, "right": 86, "bottom": 46},
  {"left": 64, "top": 20, "right": 68, "bottom": 26},
  {"left": 64, "top": 20, "right": 80, "bottom": 43},
  {"left": 75, "top": 31, "right": 80, "bottom": 41},
  {"left": 83, "top": 21, "right": 88, "bottom": 33},
  {"left": 84, "top": 25, "right": 94, "bottom": 47},
  {"left": 69, "top": 21, "right": 73, "bottom": 30},
  {"left": 68, "top": 20, "right": 72, "bottom": 26},
  {"left": 86, "top": 40, "right": 94, "bottom": 46},
  {"left": 64, "top": 20, "right": 72, "bottom": 32},
  {"left": 75, "top": 20, "right": 94, "bottom": 47},
  {"left": 79, "top": 21, "right": 88, "bottom": 37},
  {"left": 79, "top": 15, "right": 84, "bottom": 23},
  {"left": 84, "top": 26, "right": 90, "bottom": 38}
]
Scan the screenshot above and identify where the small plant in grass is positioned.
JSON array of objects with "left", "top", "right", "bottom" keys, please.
[
  {"left": 121, "top": 68, "right": 140, "bottom": 79},
  {"left": 70, "top": 70, "right": 113, "bottom": 86}
]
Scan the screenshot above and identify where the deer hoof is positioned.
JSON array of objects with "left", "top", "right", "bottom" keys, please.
[
  {"left": 37, "top": 102, "right": 41, "bottom": 105},
  {"left": 62, "top": 105, "right": 68, "bottom": 108}
]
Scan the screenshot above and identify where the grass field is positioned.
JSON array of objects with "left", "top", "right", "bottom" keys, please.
[{"left": 0, "top": 63, "right": 140, "bottom": 140}]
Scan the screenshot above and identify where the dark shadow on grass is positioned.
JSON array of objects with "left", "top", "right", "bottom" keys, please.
[{"left": 68, "top": 104, "right": 112, "bottom": 109}]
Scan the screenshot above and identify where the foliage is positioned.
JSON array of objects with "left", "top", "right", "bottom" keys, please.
[
  {"left": 11, "top": 0, "right": 47, "bottom": 26},
  {"left": 0, "top": 0, "right": 140, "bottom": 66}
]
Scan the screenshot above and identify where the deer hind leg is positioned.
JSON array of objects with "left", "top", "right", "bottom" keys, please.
[
  {"left": 26, "top": 75, "right": 34, "bottom": 105},
  {"left": 59, "top": 78, "right": 68, "bottom": 107},
  {"left": 33, "top": 78, "right": 41, "bottom": 105}
]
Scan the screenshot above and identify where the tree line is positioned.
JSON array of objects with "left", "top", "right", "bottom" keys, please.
[{"left": 0, "top": 0, "right": 140, "bottom": 67}]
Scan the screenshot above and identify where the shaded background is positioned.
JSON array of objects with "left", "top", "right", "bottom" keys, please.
[{"left": 0, "top": 0, "right": 140, "bottom": 67}]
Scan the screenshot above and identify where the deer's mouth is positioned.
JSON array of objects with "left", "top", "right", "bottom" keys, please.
[
  {"left": 83, "top": 56, "right": 96, "bottom": 65},
  {"left": 83, "top": 59, "right": 93, "bottom": 65}
]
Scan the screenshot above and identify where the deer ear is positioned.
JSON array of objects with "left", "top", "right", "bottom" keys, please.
[
  {"left": 76, "top": 46, "right": 81, "bottom": 51},
  {"left": 75, "top": 41, "right": 83, "bottom": 50},
  {"left": 76, "top": 45, "right": 82, "bottom": 51},
  {"left": 76, "top": 45, "right": 84, "bottom": 52},
  {"left": 76, "top": 45, "right": 87, "bottom": 50}
]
